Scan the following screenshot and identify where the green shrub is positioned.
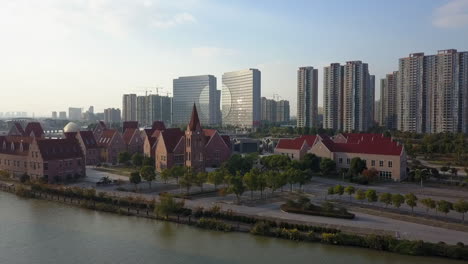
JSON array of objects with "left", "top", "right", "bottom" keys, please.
[
  {"left": 250, "top": 222, "right": 271, "bottom": 235},
  {"left": 196, "top": 218, "right": 233, "bottom": 232}
]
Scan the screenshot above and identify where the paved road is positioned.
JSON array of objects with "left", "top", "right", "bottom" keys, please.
[{"left": 74, "top": 168, "right": 468, "bottom": 244}]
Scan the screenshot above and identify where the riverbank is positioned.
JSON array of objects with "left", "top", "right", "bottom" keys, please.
[{"left": 2, "top": 182, "right": 468, "bottom": 261}]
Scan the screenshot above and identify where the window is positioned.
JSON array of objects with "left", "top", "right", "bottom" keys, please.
[
  {"left": 379, "top": 160, "right": 384, "bottom": 167},
  {"left": 388, "top": 161, "right": 393, "bottom": 168},
  {"left": 44, "top": 163, "right": 48, "bottom": 170},
  {"left": 346, "top": 158, "right": 350, "bottom": 165},
  {"left": 339, "top": 158, "right": 343, "bottom": 164},
  {"left": 371, "top": 160, "right": 375, "bottom": 166}
]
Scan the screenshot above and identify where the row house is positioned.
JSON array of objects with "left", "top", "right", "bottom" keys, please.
[
  {"left": 8, "top": 122, "right": 45, "bottom": 138},
  {"left": 0, "top": 135, "right": 85, "bottom": 183},
  {"left": 122, "top": 127, "right": 143, "bottom": 155},
  {"left": 155, "top": 104, "right": 231, "bottom": 173},
  {"left": 65, "top": 131, "right": 101, "bottom": 165},
  {"left": 97, "top": 129, "right": 125, "bottom": 164},
  {"left": 274, "top": 135, "right": 318, "bottom": 160},
  {"left": 142, "top": 121, "right": 166, "bottom": 158}
]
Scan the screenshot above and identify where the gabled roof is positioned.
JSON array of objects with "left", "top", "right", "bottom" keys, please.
[
  {"left": 276, "top": 137, "right": 307, "bottom": 150},
  {"left": 221, "top": 135, "right": 231, "bottom": 149},
  {"left": 319, "top": 137, "right": 402, "bottom": 156},
  {"left": 299, "top": 135, "right": 317, "bottom": 146},
  {"left": 24, "top": 122, "right": 44, "bottom": 137},
  {"left": 98, "top": 129, "right": 118, "bottom": 147},
  {"left": 123, "top": 128, "right": 138, "bottom": 145},
  {"left": 9, "top": 123, "right": 26, "bottom": 136},
  {"left": 123, "top": 121, "right": 138, "bottom": 132},
  {"left": 340, "top": 133, "right": 391, "bottom": 144},
  {"left": 188, "top": 103, "right": 201, "bottom": 131},
  {"left": 36, "top": 138, "right": 84, "bottom": 161},
  {"left": 160, "top": 128, "right": 184, "bottom": 153},
  {"left": 152, "top": 121, "right": 166, "bottom": 131},
  {"left": 79, "top": 131, "right": 99, "bottom": 149},
  {"left": 0, "top": 136, "right": 32, "bottom": 155},
  {"left": 98, "top": 121, "right": 107, "bottom": 129}
]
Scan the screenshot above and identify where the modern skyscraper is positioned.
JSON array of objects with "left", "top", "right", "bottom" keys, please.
[
  {"left": 51, "top": 111, "right": 57, "bottom": 119},
  {"left": 368, "top": 75, "right": 376, "bottom": 126},
  {"left": 396, "top": 50, "right": 468, "bottom": 133},
  {"left": 380, "top": 72, "right": 398, "bottom": 130},
  {"left": 173, "top": 75, "right": 219, "bottom": 126},
  {"left": 342, "top": 61, "right": 371, "bottom": 132},
  {"left": 68, "top": 107, "right": 82, "bottom": 121},
  {"left": 374, "top": 100, "right": 381, "bottom": 125},
  {"left": 297, "top": 67, "right": 318, "bottom": 128},
  {"left": 59, "top": 111, "right": 67, "bottom": 119},
  {"left": 122, "top": 94, "right": 137, "bottom": 122},
  {"left": 136, "top": 96, "right": 147, "bottom": 126},
  {"left": 104, "top": 108, "right": 121, "bottom": 124},
  {"left": 323, "top": 63, "right": 343, "bottom": 131},
  {"left": 222, "top": 69, "right": 261, "bottom": 128}
]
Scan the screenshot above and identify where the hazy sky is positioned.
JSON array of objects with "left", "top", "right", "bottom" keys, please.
[{"left": 1, "top": 0, "right": 468, "bottom": 117}]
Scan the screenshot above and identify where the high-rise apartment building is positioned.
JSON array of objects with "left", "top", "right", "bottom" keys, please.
[
  {"left": 380, "top": 72, "right": 398, "bottom": 130},
  {"left": 261, "top": 97, "right": 290, "bottom": 123},
  {"left": 146, "top": 94, "right": 172, "bottom": 126},
  {"left": 136, "top": 96, "right": 147, "bottom": 126},
  {"left": 173, "top": 75, "right": 219, "bottom": 126},
  {"left": 68, "top": 107, "right": 82, "bottom": 121},
  {"left": 51, "top": 111, "right": 57, "bottom": 119},
  {"left": 323, "top": 63, "right": 343, "bottom": 130},
  {"left": 59, "top": 111, "right": 67, "bottom": 119},
  {"left": 297, "top": 67, "right": 318, "bottom": 128},
  {"left": 342, "top": 61, "right": 371, "bottom": 132},
  {"left": 122, "top": 94, "right": 137, "bottom": 122},
  {"left": 222, "top": 69, "right": 261, "bottom": 127},
  {"left": 104, "top": 108, "right": 121, "bottom": 124},
  {"left": 368, "top": 75, "right": 376, "bottom": 126},
  {"left": 374, "top": 100, "right": 381, "bottom": 125},
  {"left": 396, "top": 50, "right": 468, "bottom": 133}
]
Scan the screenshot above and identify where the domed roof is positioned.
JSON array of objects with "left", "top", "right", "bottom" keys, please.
[{"left": 64, "top": 122, "right": 80, "bottom": 133}]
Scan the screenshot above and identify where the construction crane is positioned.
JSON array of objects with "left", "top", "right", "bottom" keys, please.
[{"left": 134, "top": 86, "right": 165, "bottom": 96}]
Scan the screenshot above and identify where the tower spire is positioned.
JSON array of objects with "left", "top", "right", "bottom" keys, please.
[{"left": 188, "top": 103, "right": 201, "bottom": 131}]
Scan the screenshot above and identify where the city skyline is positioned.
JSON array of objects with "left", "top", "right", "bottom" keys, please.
[{"left": 1, "top": 0, "right": 468, "bottom": 116}]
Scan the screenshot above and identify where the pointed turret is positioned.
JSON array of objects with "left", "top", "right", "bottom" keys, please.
[{"left": 188, "top": 103, "right": 201, "bottom": 131}]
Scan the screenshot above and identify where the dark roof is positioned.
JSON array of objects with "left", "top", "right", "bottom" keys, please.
[
  {"left": 152, "top": 121, "right": 166, "bottom": 131},
  {"left": 123, "top": 121, "right": 138, "bottom": 132},
  {"left": 161, "top": 128, "right": 184, "bottom": 153},
  {"left": 24, "top": 122, "right": 44, "bottom": 137},
  {"left": 98, "top": 129, "right": 118, "bottom": 147},
  {"left": 0, "top": 136, "right": 32, "bottom": 156},
  {"left": 340, "top": 133, "right": 391, "bottom": 144},
  {"left": 79, "top": 131, "right": 99, "bottom": 149},
  {"left": 37, "top": 138, "right": 84, "bottom": 161},
  {"left": 188, "top": 103, "right": 201, "bottom": 131},
  {"left": 221, "top": 135, "right": 231, "bottom": 149},
  {"left": 123, "top": 128, "right": 138, "bottom": 145},
  {"left": 98, "top": 121, "right": 107, "bottom": 129},
  {"left": 13, "top": 123, "right": 25, "bottom": 135},
  {"left": 321, "top": 137, "right": 402, "bottom": 156},
  {"left": 276, "top": 138, "right": 306, "bottom": 150}
]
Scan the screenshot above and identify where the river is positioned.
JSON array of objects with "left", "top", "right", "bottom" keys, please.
[{"left": 0, "top": 192, "right": 464, "bottom": 264}]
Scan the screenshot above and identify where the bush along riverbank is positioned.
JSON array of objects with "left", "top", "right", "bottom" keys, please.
[
  {"left": 281, "top": 196, "right": 355, "bottom": 219},
  {"left": 3, "top": 183, "right": 468, "bottom": 261}
]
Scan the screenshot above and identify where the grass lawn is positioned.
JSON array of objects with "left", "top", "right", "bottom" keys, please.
[{"left": 94, "top": 166, "right": 138, "bottom": 177}]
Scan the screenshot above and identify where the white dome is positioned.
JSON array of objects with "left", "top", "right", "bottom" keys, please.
[{"left": 64, "top": 122, "right": 80, "bottom": 133}]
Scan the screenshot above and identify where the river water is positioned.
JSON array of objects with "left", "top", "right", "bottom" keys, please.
[{"left": 0, "top": 192, "right": 464, "bottom": 264}]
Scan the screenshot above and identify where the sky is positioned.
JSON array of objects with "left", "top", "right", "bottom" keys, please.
[{"left": 1, "top": 0, "right": 468, "bottom": 117}]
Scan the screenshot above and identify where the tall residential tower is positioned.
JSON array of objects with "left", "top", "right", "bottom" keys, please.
[{"left": 297, "top": 67, "right": 318, "bottom": 128}]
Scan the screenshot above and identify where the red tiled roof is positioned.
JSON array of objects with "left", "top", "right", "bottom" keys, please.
[
  {"left": 14, "top": 123, "right": 25, "bottom": 135},
  {"left": 161, "top": 128, "right": 184, "bottom": 153},
  {"left": 276, "top": 137, "right": 306, "bottom": 150},
  {"left": 98, "top": 129, "right": 117, "bottom": 147},
  {"left": 299, "top": 135, "right": 317, "bottom": 146},
  {"left": 122, "top": 128, "right": 138, "bottom": 145},
  {"left": 340, "top": 133, "right": 391, "bottom": 144},
  {"left": 79, "top": 131, "right": 99, "bottom": 149},
  {"left": 188, "top": 104, "right": 201, "bottom": 131},
  {"left": 0, "top": 136, "right": 31, "bottom": 155},
  {"left": 152, "top": 121, "right": 166, "bottom": 131},
  {"left": 24, "top": 122, "right": 44, "bottom": 137},
  {"left": 123, "top": 121, "right": 138, "bottom": 132},
  {"left": 37, "top": 138, "right": 84, "bottom": 161},
  {"left": 320, "top": 137, "right": 402, "bottom": 156}
]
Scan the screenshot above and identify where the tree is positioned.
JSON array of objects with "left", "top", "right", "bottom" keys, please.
[
  {"left": 365, "top": 189, "right": 378, "bottom": 203},
  {"left": 320, "top": 158, "right": 336, "bottom": 176},
  {"left": 420, "top": 198, "right": 436, "bottom": 214},
  {"left": 302, "top": 153, "right": 321, "bottom": 172},
  {"left": 361, "top": 168, "right": 378, "bottom": 182},
  {"left": 355, "top": 189, "right": 365, "bottom": 203},
  {"left": 19, "top": 173, "right": 30, "bottom": 183},
  {"left": 195, "top": 172, "right": 208, "bottom": 192},
  {"left": 142, "top": 156, "right": 155, "bottom": 167},
  {"left": 391, "top": 194, "right": 405, "bottom": 208},
  {"left": 327, "top": 186, "right": 335, "bottom": 200},
  {"left": 334, "top": 185, "right": 345, "bottom": 197},
  {"left": 344, "top": 186, "right": 355, "bottom": 201},
  {"left": 379, "top": 193, "right": 392, "bottom": 208},
  {"left": 404, "top": 193, "right": 418, "bottom": 213},
  {"left": 208, "top": 170, "right": 224, "bottom": 190},
  {"left": 257, "top": 172, "right": 267, "bottom": 198},
  {"left": 179, "top": 168, "right": 196, "bottom": 194},
  {"left": 132, "top": 153, "right": 144, "bottom": 167},
  {"left": 228, "top": 172, "right": 245, "bottom": 204},
  {"left": 414, "top": 169, "right": 429, "bottom": 187},
  {"left": 453, "top": 199, "right": 468, "bottom": 223},
  {"left": 243, "top": 168, "right": 259, "bottom": 199},
  {"left": 140, "top": 166, "right": 156, "bottom": 189},
  {"left": 154, "top": 194, "right": 185, "bottom": 218},
  {"left": 349, "top": 157, "right": 366, "bottom": 176},
  {"left": 160, "top": 168, "right": 171, "bottom": 184},
  {"left": 284, "top": 167, "right": 308, "bottom": 191},
  {"left": 129, "top": 171, "right": 141, "bottom": 191},
  {"left": 171, "top": 166, "right": 185, "bottom": 184},
  {"left": 437, "top": 200, "right": 453, "bottom": 216},
  {"left": 118, "top": 152, "right": 131, "bottom": 164}
]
